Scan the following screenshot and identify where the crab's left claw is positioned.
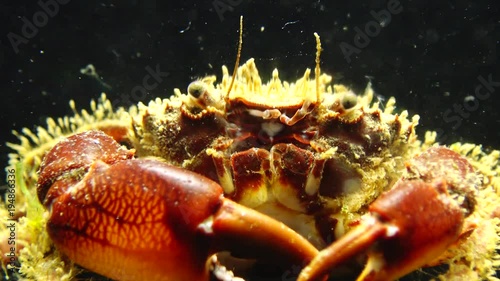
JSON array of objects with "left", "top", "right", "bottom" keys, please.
[
  {"left": 298, "top": 147, "right": 477, "bottom": 281},
  {"left": 37, "top": 130, "right": 319, "bottom": 281}
]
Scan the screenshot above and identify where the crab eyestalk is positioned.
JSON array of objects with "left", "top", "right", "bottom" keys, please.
[
  {"left": 36, "top": 130, "right": 319, "bottom": 281},
  {"left": 298, "top": 147, "right": 477, "bottom": 281}
]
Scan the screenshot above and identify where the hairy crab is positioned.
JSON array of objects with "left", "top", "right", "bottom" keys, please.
[{"left": 3, "top": 20, "right": 500, "bottom": 281}]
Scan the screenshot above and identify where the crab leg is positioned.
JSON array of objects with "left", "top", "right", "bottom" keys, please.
[
  {"left": 298, "top": 147, "right": 477, "bottom": 281},
  {"left": 37, "top": 130, "right": 318, "bottom": 281}
]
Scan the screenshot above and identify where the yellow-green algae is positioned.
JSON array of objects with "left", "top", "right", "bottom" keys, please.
[{"left": 2, "top": 65, "right": 500, "bottom": 281}]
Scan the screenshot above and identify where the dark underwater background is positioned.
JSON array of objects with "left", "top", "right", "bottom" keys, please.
[{"left": 0, "top": 0, "right": 499, "bottom": 280}]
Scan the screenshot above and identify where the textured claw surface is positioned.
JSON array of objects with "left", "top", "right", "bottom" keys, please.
[{"left": 38, "top": 131, "right": 224, "bottom": 281}]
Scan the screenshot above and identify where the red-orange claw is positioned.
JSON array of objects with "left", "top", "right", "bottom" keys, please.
[
  {"left": 297, "top": 147, "right": 475, "bottom": 281},
  {"left": 46, "top": 159, "right": 224, "bottom": 281}
]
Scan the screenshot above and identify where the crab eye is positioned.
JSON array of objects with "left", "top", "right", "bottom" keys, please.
[
  {"left": 341, "top": 92, "right": 358, "bottom": 110},
  {"left": 187, "top": 81, "right": 207, "bottom": 98}
]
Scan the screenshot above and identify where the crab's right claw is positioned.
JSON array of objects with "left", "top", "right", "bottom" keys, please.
[{"left": 298, "top": 147, "right": 477, "bottom": 281}]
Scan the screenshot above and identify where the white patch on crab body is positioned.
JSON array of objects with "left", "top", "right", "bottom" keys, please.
[
  {"left": 261, "top": 122, "right": 284, "bottom": 137},
  {"left": 236, "top": 183, "right": 269, "bottom": 209},
  {"left": 197, "top": 215, "right": 215, "bottom": 234},
  {"left": 333, "top": 215, "right": 346, "bottom": 240},
  {"left": 206, "top": 148, "right": 236, "bottom": 195},
  {"left": 271, "top": 181, "right": 304, "bottom": 213},
  {"left": 385, "top": 225, "right": 399, "bottom": 237},
  {"left": 305, "top": 173, "right": 321, "bottom": 196},
  {"left": 342, "top": 178, "right": 362, "bottom": 194}
]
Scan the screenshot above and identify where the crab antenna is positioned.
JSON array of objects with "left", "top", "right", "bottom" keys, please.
[
  {"left": 227, "top": 16, "right": 243, "bottom": 97},
  {"left": 313, "top": 32, "right": 322, "bottom": 103}
]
